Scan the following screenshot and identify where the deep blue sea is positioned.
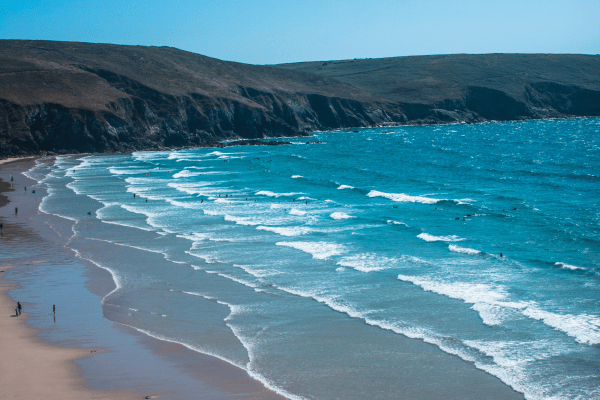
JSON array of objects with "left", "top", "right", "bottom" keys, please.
[{"left": 26, "top": 118, "right": 600, "bottom": 400}]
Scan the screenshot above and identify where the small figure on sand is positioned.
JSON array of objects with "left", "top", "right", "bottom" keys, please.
[
  {"left": 17, "top": 302, "right": 22, "bottom": 315},
  {"left": 0, "top": 222, "right": 3, "bottom": 230},
  {"left": 53, "top": 305, "right": 55, "bottom": 314},
  {"left": 31, "top": 190, "right": 35, "bottom": 194},
  {"left": 15, "top": 207, "right": 18, "bottom": 215},
  {"left": 24, "top": 186, "right": 26, "bottom": 191}
]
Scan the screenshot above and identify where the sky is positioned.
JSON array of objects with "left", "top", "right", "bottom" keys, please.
[{"left": 1, "top": 0, "right": 599, "bottom": 65}]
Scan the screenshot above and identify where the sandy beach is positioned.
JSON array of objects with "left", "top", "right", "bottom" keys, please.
[
  {"left": 0, "top": 267, "right": 142, "bottom": 400},
  {"left": 0, "top": 158, "right": 287, "bottom": 400}
]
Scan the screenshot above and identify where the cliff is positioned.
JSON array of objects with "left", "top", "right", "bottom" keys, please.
[
  {"left": 1, "top": 41, "right": 599, "bottom": 157},
  {"left": 276, "top": 54, "right": 600, "bottom": 123}
]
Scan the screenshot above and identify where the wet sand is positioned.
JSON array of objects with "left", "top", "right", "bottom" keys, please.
[{"left": 0, "top": 158, "right": 287, "bottom": 400}]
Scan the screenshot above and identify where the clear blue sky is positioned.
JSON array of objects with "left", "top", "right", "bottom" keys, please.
[{"left": 1, "top": 0, "right": 599, "bottom": 64}]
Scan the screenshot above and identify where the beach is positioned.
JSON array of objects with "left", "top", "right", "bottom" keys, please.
[
  {"left": 0, "top": 158, "right": 287, "bottom": 400},
  {"left": 2, "top": 119, "right": 598, "bottom": 400}
]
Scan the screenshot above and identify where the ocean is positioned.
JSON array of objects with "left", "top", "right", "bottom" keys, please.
[{"left": 24, "top": 118, "right": 600, "bottom": 399}]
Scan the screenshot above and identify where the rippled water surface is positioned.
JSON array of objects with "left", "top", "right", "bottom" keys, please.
[{"left": 27, "top": 118, "right": 600, "bottom": 400}]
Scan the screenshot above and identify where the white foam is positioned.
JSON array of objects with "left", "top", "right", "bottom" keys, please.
[
  {"left": 167, "top": 181, "right": 217, "bottom": 196},
  {"left": 387, "top": 220, "right": 408, "bottom": 226},
  {"left": 225, "top": 215, "right": 260, "bottom": 226},
  {"left": 522, "top": 307, "right": 600, "bottom": 345},
  {"left": 256, "top": 191, "right": 303, "bottom": 198},
  {"left": 257, "top": 226, "right": 312, "bottom": 237},
  {"left": 173, "top": 169, "right": 204, "bottom": 178},
  {"left": 337, "top": 253, "right": 394, "bottom": 272},
  {"left": 291, "top": 175, "right": 303, "bottom": 179},
  {"left": 176, "top": 232, "right": 210, "bottom": 242},
  {"left": 367, "top": 190, "right": 441, "bottom": 204},
  {"left": 289, "top": 208, "right": 307, "bottom": 216},
  {"left": 276, "top": 241, "right": 345, "bottom": 260},
  {"left": 330, "top": 212, "right": 355, "bottom": 220},
  {"left": 337, "top": 185, "right": 354, "bottom": 190},
  {"left": 449, "top": 244, "right": 481, "bottom": 255},
  {"left": 397, "top": 275, "right": 528, "bottom": 326},
  {"left": 417, "top": 233, "right": 465, "bottom": 242},
  {"left": 555, "top": 262, "right": 584, "bottom": 271}
]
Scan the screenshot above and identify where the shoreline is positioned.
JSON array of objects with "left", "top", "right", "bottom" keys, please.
[
  {"left": 0, "top": 158, "right": 288, "bottom": 400},
  {"left": 1, "top": 115, "right": 595, "bottom": 161},
  {"left": 0, "top": 267, "right": 143, "bottom": 400},
  {"left": 0, "top": 163, "right": 141, "bottom": 400}
]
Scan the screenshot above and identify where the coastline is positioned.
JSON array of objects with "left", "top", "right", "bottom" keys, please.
[
  {"left": 0, "top": 158, "right": 288, "bottom": 400},
  {"left": 0, "top": 266, "right": 141, "bottom": 400}
]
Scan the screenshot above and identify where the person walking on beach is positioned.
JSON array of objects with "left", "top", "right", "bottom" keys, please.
[
  {"left": 15, "top": 207, "right": 18, "bottom": 215},
  {"left": 17, "top": 302, "right": 22, "bottom": 315},
  {"left": 53, "top": 305, "right": 55, "bottom": 314},
  {"left": 0, "top": 222, "right": 3, "bottom": 231}
]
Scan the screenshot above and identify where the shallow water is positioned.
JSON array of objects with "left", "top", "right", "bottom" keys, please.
[{"left": 26, "top": 118, "right": 600, "bottom": 399}]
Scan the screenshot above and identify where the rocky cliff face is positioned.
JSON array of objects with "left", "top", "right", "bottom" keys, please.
[
  {"left": 277, "top": 54, "right": 600, "bottom": 125},
  {"left": 1, "top": 42, "right": 599, "bottom": 157}
]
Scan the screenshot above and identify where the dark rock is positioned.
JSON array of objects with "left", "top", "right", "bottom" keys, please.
[{"left": 1, "top": 42, "right": 599, "bottom": 158}]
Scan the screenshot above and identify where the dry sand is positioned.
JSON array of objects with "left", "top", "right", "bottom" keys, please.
[{"left": 0, "top": 268, "right": 145, "bottom": 400}]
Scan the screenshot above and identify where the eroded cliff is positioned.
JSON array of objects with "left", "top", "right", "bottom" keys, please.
[{"left": 1, "top": 41, "right": 599, "bottom": 157}]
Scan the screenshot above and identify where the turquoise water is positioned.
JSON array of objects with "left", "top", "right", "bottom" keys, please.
[{"left": 27, "top": 118, "right": 600, "bottom": 399}]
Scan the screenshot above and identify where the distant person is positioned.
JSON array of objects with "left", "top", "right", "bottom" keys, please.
[
  {"left": 201, "top": 199, "right": 204, "bottom": 203},
  {"left": 146, "top": 199, "right": 148, "bottom": 202},
  {"left": 87, "top": 212, "right": 91, "bottom": 215},
  {"left": 455, "top": 217, "right": 460, "bottom": 220},
  {"left": 15, "top": 207, "right": 18, "bottom": 215},
  {"left": 24, "top": 186, "right": 26, "bottom": 191},
  {"left": 0, "top": 222, "right": 3, "bottom": 230},
  {"left": 53, "top": 305, "right": 55, "bottom": 314},
  {"left": 31, "top": 190, "right": 35, "bottom": 194},
  {"left": 17, "top": 302, "right": 22, "bottom": 315},
  {"left": 133, "top": 193, "right": 136, "bottom": 198},
  {"left": 499, "top": 253, "right": 503, "bottom": 257}
]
